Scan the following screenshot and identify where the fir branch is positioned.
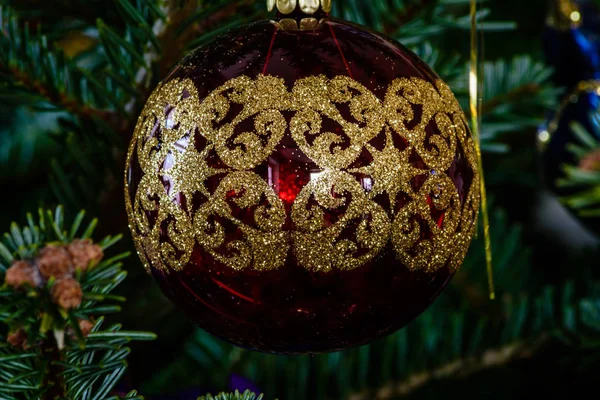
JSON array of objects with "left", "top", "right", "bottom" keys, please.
[
  {"left": 129, "top": 0, "right": 198, "bottom": 99},
  {"left": 3, "top": 0, "right": 124, "bottom": 29},
  {"left": 558, "top": 115, "right": 600, "bottom": 216},
  {"left": 481, "top": 83, "right": 543, "bottom": 115},
  {"left": 0, "top": 0, "right": 165, "bottom": 216},
  {"left": 348, "top": 336, "right": 551, "bottom": 400},
  {"left": 383, "top": 0, "right": 435, "bottom": 35},
  {"left": 163, "top": 0, "right": 256, "bottom": 77},
  {"left": 331, "top": 0, "right": 433, "bottom": 34},
  {"left": 0, "top": 2, "right": 163, "bottom": 131},
  {"left": 0, "top": 207, "right": 155, "bottom": 399},
  {"left": 198, "top": 390, "right": 265, "bottom": 400},
  {"left": 450, "top": 205, "right": 530, "bottom": 311},
  {"left": 131, "top": 0, "right": 256, "bottom": 109},
  {"left": 448, "top": 56, "right": 558, "bottom": 148},
  {"left": 0, "top": 6, "right": 123, "bottom": 122},
  {"left": 358, "top": 292, "right": 600, "bottom": 400},
  {"left": 0, "top": 63, "right": 112, "bottom": 121},
  {"left": 479, "top": 56, "right": 557, "bottom": 116}
]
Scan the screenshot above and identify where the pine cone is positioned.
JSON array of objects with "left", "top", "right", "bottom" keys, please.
[
  {"left": 79, "top": 319, "right": 94, "bottom": 337},
  {"left": 7, "top": 329, "right": 27, "bottom": 348},
  {"left": 5, "top": 260, "right": 40, "bottom": 289},
  {"left": 579, "top": 149, "right": 600, "bottom": 172},
  {"left": 67, "top": 239, "right": 103, "bottom": 270},
  {"left": 38, "top": 245, "right": 73, "bottom": 280},
  {"left": 51, "top": 277, "right": 83, "bottom": 310}
]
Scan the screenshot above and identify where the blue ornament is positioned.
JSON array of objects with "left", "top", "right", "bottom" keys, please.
[{"left": 539, "top": 0, "right": 600, "bottom": 190}]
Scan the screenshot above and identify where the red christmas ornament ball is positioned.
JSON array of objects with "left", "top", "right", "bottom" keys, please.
[{"left": 125, "top": 11, "right": 480, "bottom": 354}]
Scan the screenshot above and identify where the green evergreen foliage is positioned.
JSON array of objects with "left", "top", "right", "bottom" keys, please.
[
  {"left": 0, "top": 207, "right": 155, "bottom": 399},
  {"left": 0, "top": 0, "right": 599, "bottom": 399},
  {"left": 198, "top": 390, "right": 264, "bottom": 400},
  {"left": 558, "top": 113, "right": 600, "bottom": 216}
]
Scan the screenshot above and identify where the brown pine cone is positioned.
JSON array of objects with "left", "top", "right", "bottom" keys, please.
[
  {"left": 67, "top": 239, "right": 103, "bottom": 271},
  {"left": 38, "top": 245, "right": 73, "bottom": 280},
  {"left": 78, "top": 319, "right": 94, "bottom": 337},
  {"left": 579, "top": 149, "right": 600, "bottom": 172},
  {"left": 51, "top": 277, "right": 83, "bottom": 310},
  {"left": 7, "top": 329, "right": 27, "bottom": 348},
  {"left": 5, "top": 260, "right": 40, "bottom": 289}
]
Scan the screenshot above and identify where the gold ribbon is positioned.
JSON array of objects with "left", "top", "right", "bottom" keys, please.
[{"left": 470, "top": 0, "right": 495, "bottom": 300}]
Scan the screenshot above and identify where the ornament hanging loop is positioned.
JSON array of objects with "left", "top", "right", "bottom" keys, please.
[{"left": 470, "top": 0, "right": 495, "bottom": 300}]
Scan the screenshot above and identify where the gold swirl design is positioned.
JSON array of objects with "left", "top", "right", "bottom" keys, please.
[
  {"left": 194, "top": 171, "right": 288, "bottom": 271},
  {"left": 391, "top": 172, "right": 462, "bottom": 273},
  {"left": 292, "top": 170, "right": 390, "bottom": 272},
  {"left": 385, "top": 77, "right": 458, "bottom": 172},
  {"left": 198, "top": 75, "right": 289, "bottom": 170},
  {"left": 290, "top": 75, "right": 384, "bottom": 169},
  {"left": 125, "top": 73, "right": 480, "bottom": 274},
  {"left": 125, "top": 78, "right": 203, "bottom": 272}
]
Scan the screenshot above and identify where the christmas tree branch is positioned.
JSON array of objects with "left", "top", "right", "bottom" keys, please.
[
  {"left": 0, "top": 62, "right": 113, "bottom": 121},
  {"left": 348, "top": 336, "right": 551, "bottom": 400},
  {"left": 131, "top": 0, "right": 255, "bottom": 111},
  {"left": 383, "top": 0, "right": 436, "bottom": 35},
  {"left": 446, "top": 56, "right": 558, "bottom": 144},
  {"left": 479, "top": 57, "right": 557, "bottom": 119},
  {"left": 42, "top": 334, "right": 66, "bottom": 399},
  {"left": 0, "top": 6, "right": 125, "bottom": 124},
  {"left": 481, "top": 83, "right": 543, "bottom": 115},
  {"left": 127, "top": 0, "right": 198, "bottom": 112},
  {"left": 0, "top": 207, "right": 155, "bottom": 399},
  {"left": 557, "top": 114, "right": 600, "bottom": 216},
  {"left": 198, "top": 390, "right": 264, "bottom": 400},
  {"left": 4, "top": 0, "right": 123, "bottom": 28},
  {"left": 158, "top": 0, "right": 256, "bottom": 78}
]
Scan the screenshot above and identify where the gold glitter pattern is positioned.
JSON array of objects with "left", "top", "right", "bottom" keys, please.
[
  {"left": 194, "top": 171, "right": 289, "bottom": 271},
  {"left": 292, "top": 170, "right": 391, "bottom": 272},
  {"left": 125, "top": 74, "right": 480, "bottom": 274},
  {"left": 290, "top": 75, "right": 384, "bottom": 169},
  {"left": 198, "top": 75, "right": 288, "bottom": 170}
]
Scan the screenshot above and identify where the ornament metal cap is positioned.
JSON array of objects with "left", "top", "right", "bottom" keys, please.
[{"left": 267, "top": 0, "right": 332, "bottom": 15}]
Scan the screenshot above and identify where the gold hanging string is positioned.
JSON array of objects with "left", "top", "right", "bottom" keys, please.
[{"left": 470, "top": 0, "right": 495, "bottom": 300}]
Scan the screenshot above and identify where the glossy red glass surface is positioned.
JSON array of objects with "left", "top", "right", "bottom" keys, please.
[{"left": 127, "top": 18, "right": 474, "bottom": 354}]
